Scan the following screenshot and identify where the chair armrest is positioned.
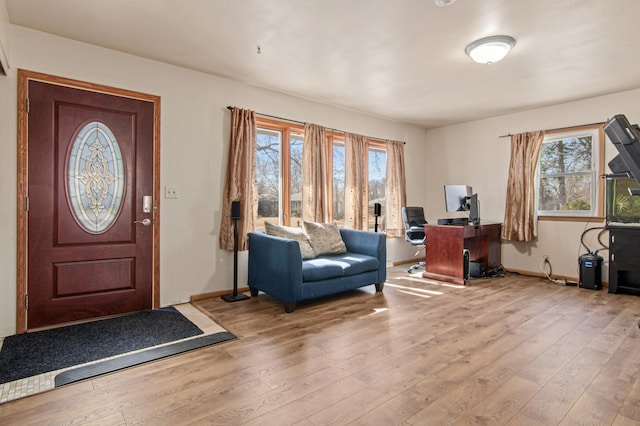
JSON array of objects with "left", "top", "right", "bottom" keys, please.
[
  {"left": 248, "top": 232, "right": 303, "bottom": 302},
  {"left": 406, "top": 226, "right": 426, "bottom": 242}
]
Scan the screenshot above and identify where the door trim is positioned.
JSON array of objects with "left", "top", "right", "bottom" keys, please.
[{"left": 16, "top": 69, "right": 161, "bottom": 333}]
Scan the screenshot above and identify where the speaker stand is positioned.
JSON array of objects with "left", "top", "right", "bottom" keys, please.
[
  {"left": 222, "top": 216, "right": 249, "bottom": 303},
  {"left": 222, "top": 293, "right": 249, "bottom": 302}
]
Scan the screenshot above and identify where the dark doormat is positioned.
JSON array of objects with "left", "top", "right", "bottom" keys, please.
[{"left": 0, "top": 306, "right": 234, "bottom": 385}]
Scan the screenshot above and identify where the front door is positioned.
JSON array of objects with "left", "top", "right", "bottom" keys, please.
[{"left": 21, "top": 73, "right": 160, "bottom": 330}]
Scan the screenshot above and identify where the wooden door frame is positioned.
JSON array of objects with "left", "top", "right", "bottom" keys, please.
[{"left": 16, "top": 69, "right": 161, "bottom": 333}]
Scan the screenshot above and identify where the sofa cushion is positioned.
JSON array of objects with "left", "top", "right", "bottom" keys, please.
[
  {"left": 302, "top": 221, "right": 347, "bottom": 255},
  {"left": 264, "top": 222, "right": 316, "bottom": 259},
  {"left": 334, "top": 253, "right": 380, "bottom": 276},
  {"left": 302, "top": 257, "right": 346, "bottom": 282},
  {"left": 302, "top": 253, "right": 379, "bottom": 282}
]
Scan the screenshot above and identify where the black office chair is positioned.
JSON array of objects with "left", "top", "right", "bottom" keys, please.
[{"left": 402, "top": 207, "right": 427, "bottom": 273}]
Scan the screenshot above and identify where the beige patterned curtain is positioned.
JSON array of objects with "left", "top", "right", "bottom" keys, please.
[
  {"left": 385, "top": 140, "right": 407, "bottom": 237},
  {"left": 219, "top": 108, "right": 258, "bottom": 251},
  {"left": 501, "top": 131, "right": 544, "bottom": 242},
  {"left": 302, "top": 123, "right": 330, "bottom": 222},
  {"left": 344, "top": 133, "right": 368, "bottom": 230}
]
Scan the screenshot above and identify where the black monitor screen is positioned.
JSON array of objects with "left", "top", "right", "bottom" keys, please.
[
  {"left": 469, "top": 193, "right": 480, "bottom": 226},
  {"left": 444, "top": 185, "right": 472, "bottom": 212}
]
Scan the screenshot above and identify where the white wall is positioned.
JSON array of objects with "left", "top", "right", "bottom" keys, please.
[
  {"left": 0, "top": 0, "right": 9, "bottom": 72},
  {"left": 0, "top": 1, "right": 14, "bottom": 337},
  {"left": 0, "top": 25, "right": 428, "bottom": 336},
  {"left": 425, "top": 89, "right": 640, "bottom": 281}
]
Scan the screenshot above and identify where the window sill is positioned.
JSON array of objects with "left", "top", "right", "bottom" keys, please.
[{"left": 538, "top": 215, "right": 605, "bottom": 223}]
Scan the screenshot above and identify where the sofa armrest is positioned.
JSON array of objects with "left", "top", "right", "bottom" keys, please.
[
  {"left": 339, "top": 229, "right": 386, "bottom": 283},
  {"left": 339, "top": 228, "right": 384, "bottom": 257},
  {"left": 248, "top": 232, "right": 303, "bottom": 303}
]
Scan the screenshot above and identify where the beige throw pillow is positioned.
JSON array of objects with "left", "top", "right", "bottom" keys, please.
[
  {"left": 264, "top": 222, "right": 316, "bottom": 260},
  {"left": 302, "top": 221, "right": 347, "bottom": 255}
]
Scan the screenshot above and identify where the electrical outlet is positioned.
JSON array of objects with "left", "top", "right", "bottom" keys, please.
[
  {"left": 165, "top": 186, "right": 178, "bottom": 199},
  {"left": 543, "top": 254, "right": 551, "bottom": 262}
]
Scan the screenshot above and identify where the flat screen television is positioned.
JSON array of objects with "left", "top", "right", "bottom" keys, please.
[{"left": 605, "top": 114, "right": 640, "bottom": 196}]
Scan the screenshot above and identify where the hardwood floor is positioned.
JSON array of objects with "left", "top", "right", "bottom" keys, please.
[{"left": 1, "top": 267, "right": 640, "bottom": 425}]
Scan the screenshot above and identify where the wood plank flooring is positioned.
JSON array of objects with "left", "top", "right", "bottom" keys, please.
[{"left": 1, "top": 267, "right": 640, "bottom": 425}]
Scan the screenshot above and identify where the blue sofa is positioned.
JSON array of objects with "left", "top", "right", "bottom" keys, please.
[{"left": 248, "top": 228, "right": 386, "bottom": 312}]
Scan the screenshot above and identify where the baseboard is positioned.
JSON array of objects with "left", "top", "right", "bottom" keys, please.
[
  {"left": 390, "top": 263, "right": 609, "bottom": 288},
  {"left": 189, "top": 268, "right": 608, "bottom": 301},
  {"left": 505, "top": 267, "right": 577, "bottom": 282},
  {"left": 505, "top": 268, "right": 608, "bottom": 288},
  {"left": 393, "top": 258, "right": 421, "bottom": 266},
  {"left": 190, "top": 286, "right": 251, "bottom": 302}
]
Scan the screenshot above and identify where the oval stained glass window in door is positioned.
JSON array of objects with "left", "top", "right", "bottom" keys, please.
[{"left": 66, "top": 121, "right": 125, "bottom": 233}]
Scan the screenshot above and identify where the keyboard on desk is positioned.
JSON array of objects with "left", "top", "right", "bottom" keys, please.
[{"left": 437, "top": 218, "right": 469, "bottom": 226}]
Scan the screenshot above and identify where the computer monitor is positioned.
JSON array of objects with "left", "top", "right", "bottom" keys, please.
[
  {"left": 468, "top": 193, "right": 480, "bottom": 227},
  {"left": 444, "top": 185, "right": 472, "bottom": 212}
]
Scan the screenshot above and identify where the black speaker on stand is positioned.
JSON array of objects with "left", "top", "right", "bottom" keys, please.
[
  {"left": 373, "top": 203, "right": 381, "bottom": 232},
  {"left": 222, "top": 201, "right": 249, "bottom": 303}
]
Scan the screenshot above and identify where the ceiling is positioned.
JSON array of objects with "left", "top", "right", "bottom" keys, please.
[{"left": 6, "top": 0, "right": 640, "bottom": 128}]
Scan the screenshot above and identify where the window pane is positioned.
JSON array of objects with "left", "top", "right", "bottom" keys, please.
[
  {"left": 368, "top": 148, "right": 386, "bottom": 231},
  {"left": 68, "top": 121, "right": 124, "bottom": 234},
  {"left": 540, "top": 137, "right": 592, "bottom": 175},
  {"left": 538, "top": 175, "right": 592, "bottom": 211},
  {"left": 536, "top": 126, "right": 603, "bottom": 218},
  {"left": 289, "top": 134, "right": 303, "bottom": 227},
  {"left": 333, "top": 141, "right": 345, "bottom": 227},
  {"left": 256, "top": 129, "right": 281, "bottom": 230}
]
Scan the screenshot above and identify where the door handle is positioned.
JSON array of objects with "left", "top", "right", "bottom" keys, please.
[{"left": 134, "top": 218, "right": 152, "bottom": 226}]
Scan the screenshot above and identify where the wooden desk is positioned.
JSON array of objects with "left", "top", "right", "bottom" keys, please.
[{"left": 422, "top": 223, "right": 501, "bottom": 285}]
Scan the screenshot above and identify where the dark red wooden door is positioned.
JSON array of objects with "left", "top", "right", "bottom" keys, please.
[{"left": 27, "top": 80, "right": 155, "bottom": 329}]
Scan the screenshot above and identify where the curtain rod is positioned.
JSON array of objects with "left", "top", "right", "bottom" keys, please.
[
  {"left": 498, "top": 121, "right": 605, "bottom": 138},
  {"left": 226, "top": 106, "right": 405, "bottom": 144}
]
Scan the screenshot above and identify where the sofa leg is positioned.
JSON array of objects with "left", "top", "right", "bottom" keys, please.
[
  {"left": 249, "top": 287, "right": 259, "bottom": 297},
  {"left": 283, "top": 302, "right": 296, "bottom": 313},
  {"left": 375, "top": 282, "right": 384, "bottom": 292}
]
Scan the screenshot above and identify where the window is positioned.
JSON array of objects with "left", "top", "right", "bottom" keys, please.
[
  {"left": 368, "top": 142, "right": 387, "bottom": 231},
  {"left": 536, "top": 125, "right": 604, "bottom": 219},
  {"left": 256, "top": 119, "right": 304, "bottom": 230},
  {"left": 332, "top": 139, "right": 345, "bottom": 227},
  {"left": 289, "top": 134, "right": 303, "bottom": 226},
  {"left": 256, "top": 127, "right": 282, "bottom": 229},
  {"left": 255, "top": 118, "right": 386, "bottom": 230}
]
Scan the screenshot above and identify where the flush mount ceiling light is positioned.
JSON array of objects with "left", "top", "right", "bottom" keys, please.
[
  {"left": 435, "top": 0, "right": 456, "bottom": 6},
  {"left": 465, "top": 35, "right": 516, "bottom": 64}
]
